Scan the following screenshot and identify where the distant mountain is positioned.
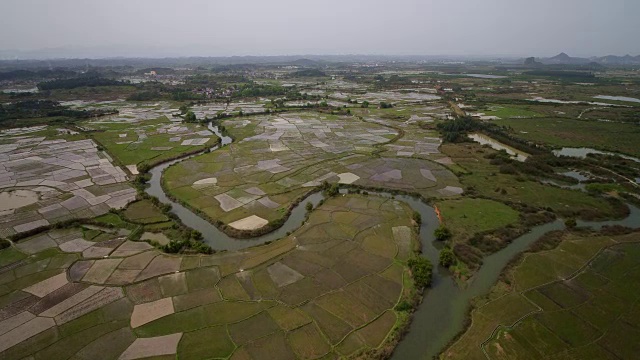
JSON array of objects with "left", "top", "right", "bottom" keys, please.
[
  {"left": 542, "top": 53, "right": 592, "bottom": 65},
  {"left": 539, "top": 53, "right": 640, "bottom": 66},
  {"left": 595, "top": 54, "right": 640, "bottom": 65},
  {"left": 289, "top": 58, "right": 320, "bottom": 67}
]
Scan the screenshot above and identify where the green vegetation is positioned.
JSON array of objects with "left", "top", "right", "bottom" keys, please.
[
  {"left": 0, "top": 195, "right": 420, "bottom": 359},
  {"left": 2, "top": 58, "right": 640, "bottom": 359},
  {"left": 483, "top": 105, "right": 542, "bottom": 118},
  {"left": 493, "top": 117, "right": 640, "bottom": 157},
  {"left": 407, "top": 256, "right": 433, "bottom": 290},
  {"left": 88, "top": 117, "right": 217, "bottom": 168},
  {"left": 442, "top": 143, "right": 624, "bottom": 221},
  {"left": 434, "top": 225, "right": 452, "bottom": 241},
  {"left": 0, "top": 100, "right": 116, "bottom": 127},
  {"left": 37, "top": 76, "right": 128, "bottom": 91},
  {"left": 436, "top": 198, "right": 520, "bottom": 238},
  {"left": 163, "top": 111, "right": 460, "bottom": 237},
  {"left": 443, "top": 230, "right": 640, "bottom": 360},
  {"left": 439, "top": 248, "right": 456, "bottom": 267},
  {"left": 291, "top": 68, "right": 327, "bottom": 77},
  {"left": 123, "top": 200, "right": 169, "bottom": 224}
]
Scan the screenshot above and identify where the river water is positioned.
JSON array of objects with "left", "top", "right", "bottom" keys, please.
[
  {"left": 145, "top": 122, "right": 640, "bottom": 359},
  {"left": 553, "top": 147, "right": 640, "bottom": 163}
]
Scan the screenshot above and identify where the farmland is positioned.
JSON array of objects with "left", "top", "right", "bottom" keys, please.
[
  {"left": 443, "top": 230, "right": 640, "bottom": 360},
  {"left": 0, "top": 195, "right": 420, "bottom": 359},
  {"left": 493, "top": 117, "right": 640, "bottom": 157},
  {"left": 163, "top": 111, "right": 462, "bottom": 234},
  {"left": 1, "top": 56, "right": 640, "bottom": 359}
]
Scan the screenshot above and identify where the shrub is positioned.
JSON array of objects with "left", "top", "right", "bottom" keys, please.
[
  {"left": 434, "top": 225, "right": 452, "bottom": 241},
  {"left": 439, "top": 248, "right": 456, "bottom": 267},
  {"left": 394, "top": 300, "right": 413, "bottom": 312},
  {"left": 564, "top": 218, "right": 577, "bottom": 229},
  {"left": 412, "top": 211, "right": 422, "bottom": 225}
]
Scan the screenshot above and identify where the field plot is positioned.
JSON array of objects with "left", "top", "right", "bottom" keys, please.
[
  {"left": 0, "top": 127, "right": 136, "bottom": 237},
  {"left": 0, "top": 194, "right": 416, "bottom": 359},
  {"left": 443, "top": 231, "right": 640, "bottom": 360},
  {"left": 474, "top": 105, "right": 543, "bottom": 120},
  {"left": 84, "top": 107, "right": 218, "bottom": 170},
  {"left": 436, "top": 198, "right": 520, "bottom": 238},
  {"left": 164, "top": 112, "right": 461, "bottom": 228}
]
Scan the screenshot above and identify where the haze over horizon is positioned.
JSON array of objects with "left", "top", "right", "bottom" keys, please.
[{"left": 1, "top": 0, "right": 639, "bottom": 59}]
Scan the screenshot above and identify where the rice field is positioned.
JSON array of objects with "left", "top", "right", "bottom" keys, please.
[
  {"left": 164, "top": 111, "right": 462, "bottom": 230},
  {"left": 443, "top": 230, "right": 640, "bottom": 360},
  {"left": 0, "top": 194, "right": 419, "bottom": 359}
]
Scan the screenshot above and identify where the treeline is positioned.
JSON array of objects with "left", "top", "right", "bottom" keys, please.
[
  {"left": 234, "top": 83, "right": 294, "bottom": 98},
  {"left": 134, "top": 67, "right": 177, "bottom": 75},
  {"left": 0, "top": 68, "right": 76, "bottom": 81},
  {"left": 0, "top": 100, "right": 117, "bottom": 123},
  {"left": 524, "top": 70, "right": 595, "bottom": 79},
  {"left": 436, "top": 116, "right": 479, "bottom": 142},
  {"left": 37, "top": 76, "right": 129, "bottom": 90},
  {"left": 291, "top": 69, "right": 327, "bottom": 77},
  {"left": 126, "top": 89, "right": 205, "bottom": 101},
  {"left": 435, "top": 116, "right": 546, "bottom": 156}
]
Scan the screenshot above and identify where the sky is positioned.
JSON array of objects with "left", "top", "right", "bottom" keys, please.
[{"left": 1, "top": 0, "right": 639, "bottom": 58}]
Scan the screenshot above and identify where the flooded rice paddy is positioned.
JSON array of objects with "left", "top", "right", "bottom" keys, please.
[{"left": 0, "top": 189, "right": 39, "bottom": 212}]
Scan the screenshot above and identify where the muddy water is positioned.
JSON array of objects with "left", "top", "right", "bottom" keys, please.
[
  {"left": 393, "top": 202, "right": 640, "bottom": 359},
  {"left": 0, "top": 190, "right": 39, "bottom": 211},
  {"left": 468, "top": 133, "right": 529, "bottom": 162},
  {"left": 146, "top": 122, "right": 640, "bottom": 359},
  {"left": 553, "top": 147, "right": 640, "bottom": 163},
  {"left": 593, "top": 95, "right": 640, "bottom": 104}
]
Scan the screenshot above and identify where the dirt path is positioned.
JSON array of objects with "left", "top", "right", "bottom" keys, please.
[{"left": 449, "top": 101, "right": 466, "bottom": 117}]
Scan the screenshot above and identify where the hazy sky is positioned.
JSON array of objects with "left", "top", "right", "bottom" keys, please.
[{"left": 1, "top": 0, "right": 639, "bottom": 58}]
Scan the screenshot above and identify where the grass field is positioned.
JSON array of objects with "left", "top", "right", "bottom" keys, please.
[
  {"left": 123, "top": 200, "right": 169, "bottom": 224},
  {"left": 442, "top": 230, "right": 640, "bottom": 360},
  {"left": 442, "top": 143, "right": 621, "bottom": 219},
  {"left": 483, "top": 105, "right": 542, "bottom": 119},
  {"left": 436, "top": 198, "right": 520, "bottom": 238},
  {"left": 493, "top": 117, "right": 640, "bottom": 157}
]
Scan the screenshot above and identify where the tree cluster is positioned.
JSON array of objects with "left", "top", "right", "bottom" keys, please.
[
  {"left": 408, "top": 256, "right": 433, "bottom": 290},
  {"left": 37, "top": 76, "right": 128, "bottom": 90}
]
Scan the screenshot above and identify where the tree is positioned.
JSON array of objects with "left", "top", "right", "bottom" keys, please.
[
  {"left": 325, "top": 183, "right": 339, "bottom": 197},
  {"left": 565, "top": 218, "right": 577, "bottom": 229},
  {"left": 179, "top": 104, "right": 188, "bottom": 114},
  {"left": 407, "top": 256, "right": 433, "bottom": 290},
  {"left": 412, "top": 211, "right": 421, "bottom": 225},
  {"left": 305, "top": 202, "right": 313, "bottom": 212},
  {"left": 184, "top": 111, "right": 197, "bottom": 123},
  {"left": 190, "top": 230, "right": 203, "bottom": 241},
  {"left": 434, "top": 225, "right": 452, "bottom": 241},
  {"left": 439, "top": 248, "right": 456, "bottom": 267}
]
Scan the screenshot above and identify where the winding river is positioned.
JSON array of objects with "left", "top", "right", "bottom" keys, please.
[{"left": 145, "top": 122, "right": 640, "bottom": 359}]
